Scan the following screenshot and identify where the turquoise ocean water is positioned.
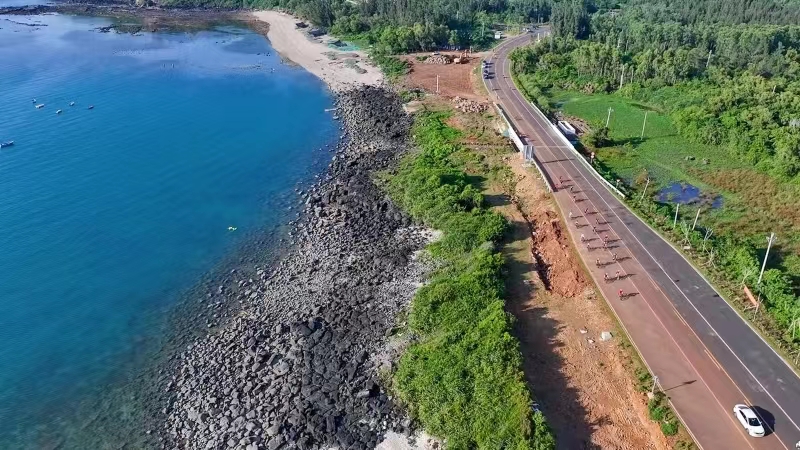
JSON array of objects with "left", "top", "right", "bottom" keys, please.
[{"left": 0, "top": 12, "right": 338, "bottom": 445}]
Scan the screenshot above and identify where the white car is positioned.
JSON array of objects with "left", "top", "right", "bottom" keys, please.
[{"left": 733, "top": 404, "right": 765, "bottom": 437}]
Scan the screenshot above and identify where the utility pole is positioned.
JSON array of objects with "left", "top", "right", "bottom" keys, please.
[
  {"left": 650, "top": 375, "right": 659, "bottom": 395},
  {"left": 639, "top": 177, "right": 651, "bottom": 202},
  {"left": 757, "top": 232, "right": 777, "bottom": 286},
  {"left": 692, "top": 208, "right": 701, "bottom": 231},
  {"left": 436, "top": 75, "right": 440, "bottom": 94},
  {"left": 641, "top": 111, "right": 648, "bottom": 138},
  {"left": 619, "top": 64, "right": 625, "bottom": 88},
  {"left": 772, "top": 84, "right": 777, "bottom": 94},
  {"left": 673, "top": 203, "right": 680, "bottom": 229},
  {"left": 606, "top": 107, "right": 613, "bottom": 127},
  {"left": 706, "top": 50, "right": 713, "bottom": 68}
]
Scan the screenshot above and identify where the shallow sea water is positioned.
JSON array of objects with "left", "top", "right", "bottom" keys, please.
[{"left": 0, "top": 12, "right": 338, "bottom": 446}]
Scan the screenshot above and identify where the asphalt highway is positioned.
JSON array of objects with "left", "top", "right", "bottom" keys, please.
[{"left": 486, "top": 32, "right": 800, "bottom": 450}]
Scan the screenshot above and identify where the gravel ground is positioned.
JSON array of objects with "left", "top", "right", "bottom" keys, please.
[{"left": 160, "top": 86, "right": 431, "bottom": 450}]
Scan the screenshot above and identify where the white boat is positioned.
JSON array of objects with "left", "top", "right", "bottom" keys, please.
[
  {"left": 0, "top": 141, "right": 13, "bottom": 148},
  {"left": 56, "top": 109, "right": 62, "bottom": 114},
  {"left": 35, "top": 104, "right": 45, "bottom": 109},
  {"left": 69, "top": 101, "right": 75, "bottom": 106}
]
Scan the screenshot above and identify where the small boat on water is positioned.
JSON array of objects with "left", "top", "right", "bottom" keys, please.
[
  {"left": 69, "top": 101, "right": 75, "bottom": 106},
  {"left": 87, "top": 105, "right": 94, "bottom": 110},
  {"left": 1, "top": 141, "right": 14, "bottom": 148},
  {"left": 35, "top": 104, "right": 45, "bottom": 109},
  {"left": 32, "top": 98, "right": 36, "bottom": 103},
  {"left": 56, "top": 109, "right": 62, "bottom": 114}
]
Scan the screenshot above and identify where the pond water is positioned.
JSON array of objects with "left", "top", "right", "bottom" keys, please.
[{"left": 656, "top": 182, "right": 723, "bottom": 208}]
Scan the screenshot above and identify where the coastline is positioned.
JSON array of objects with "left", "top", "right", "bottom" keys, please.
[
  {"left": 0, "top": 10, "right": 348, "bottom": 448},
  {"left": 0, "top": 6, "right": 416, "bottom": 447},
  {"left": 249, "top": 10, "right": 384, "bottom": 92},
  {"left": 1, "top": 4, "right": 384, "bottom": 92},
  {"left": 162, "top": 86, "right": 426, "bottom": 449}
]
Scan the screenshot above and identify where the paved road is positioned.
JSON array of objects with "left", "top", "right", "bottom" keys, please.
[{"left": 486, "top": 32, "right": 800, "bottom": 449}]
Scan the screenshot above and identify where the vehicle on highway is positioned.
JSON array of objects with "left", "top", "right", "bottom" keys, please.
[{"left": 733, "top": 404, "right": 765, "bottom": 437}]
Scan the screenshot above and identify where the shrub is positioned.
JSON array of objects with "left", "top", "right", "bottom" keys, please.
[
  {"left": 389, "top": 111, "right": 555, "bottom": 449},
  {"left": 372, "top": 55, "right": 410, "bottom": 80},
  {"left": 661, "top": 420, "right": 679, "bottom": 436}
]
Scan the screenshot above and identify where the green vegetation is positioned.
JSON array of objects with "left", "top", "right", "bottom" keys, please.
[
  {"left": 647, "top": 394, "right": 667, "bottom": 421},
  {"left": 618, "top": 336, "right": 688, "bottom": 443},
  {"left": 371, "top": 55, "right": 409, "bottom": 80},
  {"left": 386, "top": 111, "right": 555, "bottom": 449},
  {"left": 511, "top": 0, "right": 800, "bottom": 365},
  {"left": 543, "top": 91, "right": 728, "bottom": 187},
  {"left": 162, "top": 0, "right": 553, "bottom": 53},
  {"left": 519, "top": 87, "right": 800, "bottom": 362}
]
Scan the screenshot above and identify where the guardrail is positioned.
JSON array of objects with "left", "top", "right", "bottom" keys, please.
[
  {"left": 525, "top": 101, "right": 627, "bottom": 199},
  {"left": 493, "top": 102, "right": 553, "bottom": 192}
]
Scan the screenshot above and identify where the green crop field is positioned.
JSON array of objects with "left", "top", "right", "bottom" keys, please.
[
  {"left": 549, "top": 90, "right": 800, "bottom": 256},
  {"left": 552, "top": 91, "right": 733, "bottom": 186}
]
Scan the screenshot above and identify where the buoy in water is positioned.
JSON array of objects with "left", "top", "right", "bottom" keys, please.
[{"left": 227, "top": 226, "right": 237, "bottom": 231}]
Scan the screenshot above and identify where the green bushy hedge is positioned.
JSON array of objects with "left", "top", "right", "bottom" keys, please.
[{"left": 386, "top": 111, "right": 555, "bottom": 450}]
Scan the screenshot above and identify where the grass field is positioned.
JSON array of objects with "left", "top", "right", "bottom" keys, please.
[{"left": 549, "top": 90, "right": 800, "bottom": 258}]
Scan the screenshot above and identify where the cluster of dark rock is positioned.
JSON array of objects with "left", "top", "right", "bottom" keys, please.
[{"left": 162, "top": 86, "right": 431, "bottom": 450}]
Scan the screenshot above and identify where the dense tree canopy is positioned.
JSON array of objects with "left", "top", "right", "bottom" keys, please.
[
  {"left": 160, "top": 0, "right": 554, "bottom": 51},
  {"left": 551, "top": 0, "right": 589, "bottom": 39}
]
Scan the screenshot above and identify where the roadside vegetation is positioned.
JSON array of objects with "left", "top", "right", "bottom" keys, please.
[
  {"left": 511, "top": 0, "right": 800, "bottom": 366},
  {"left": 621, "top": 337, "right": 689, "bottom": 443},
  {"left": 384, "top": 111, "right": 555, "bottom": 449}
]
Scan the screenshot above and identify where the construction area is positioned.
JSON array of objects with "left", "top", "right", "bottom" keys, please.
[{"left": 399, "top": 51, "right": 486, "bottom": 100}]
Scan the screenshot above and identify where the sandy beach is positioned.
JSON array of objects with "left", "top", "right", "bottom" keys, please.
[{"left": 251, "top": 11, "right": 383, "bottom": 92}]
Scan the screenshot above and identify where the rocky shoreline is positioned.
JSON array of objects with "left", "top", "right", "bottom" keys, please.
[
  {"left": 159, "top": 86, "right": 430, "bottom": 450},
  {"left": 0, "top": 4, "right": 251, "bottom": 35}
]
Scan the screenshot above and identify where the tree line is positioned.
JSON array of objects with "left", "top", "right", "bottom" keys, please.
[{"left": 160, "top": 0, "right": 555, "bottom": 53}]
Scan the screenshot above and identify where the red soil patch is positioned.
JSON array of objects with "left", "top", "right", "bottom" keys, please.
[{"left": 401, "top": 53, "right": 484, "bottom": 100}]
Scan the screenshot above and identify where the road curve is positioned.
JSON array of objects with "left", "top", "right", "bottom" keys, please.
[{"left": 486, "top": 32, "right": 800, "bottom": 450}]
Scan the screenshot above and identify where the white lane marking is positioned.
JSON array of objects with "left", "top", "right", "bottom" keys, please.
[
  {"left": 494, "top": 62, "right": 761, "bottom": 449},
  {"left": 496, "top": 49, "right": 800, "bottom": 441}
]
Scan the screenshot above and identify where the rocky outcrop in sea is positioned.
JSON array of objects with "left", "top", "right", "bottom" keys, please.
[{"left": 161, "top": 86, "right": 429, "bottom": 450}]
